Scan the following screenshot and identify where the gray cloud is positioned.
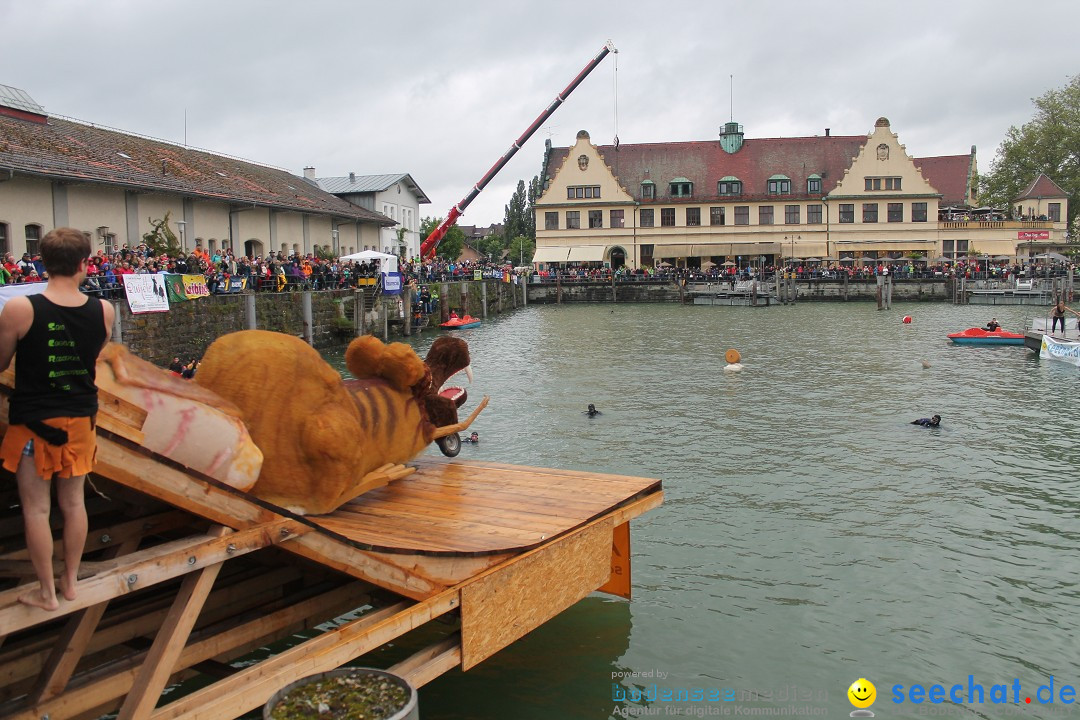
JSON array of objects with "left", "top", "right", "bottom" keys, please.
[{"left": 4, "top": 0, "right": 1075, "bottom": 227}]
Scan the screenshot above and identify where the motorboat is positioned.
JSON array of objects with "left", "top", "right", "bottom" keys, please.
[
  {"left": 947, "top": 327, "right": 1025, "bottom": 345},
  {"left": 440, "top": 314, "right": 481, "bottom": 329}
]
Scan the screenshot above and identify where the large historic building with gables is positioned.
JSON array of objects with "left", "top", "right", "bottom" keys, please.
[
  {"left": 0, "top": 84, "right": 393, "bottom": 260},
  {"left": 534, "top": 118, "right": 1069, "bottom": 270}
]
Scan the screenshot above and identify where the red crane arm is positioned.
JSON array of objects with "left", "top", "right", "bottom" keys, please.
[{"left": 419, "top": 40, "right": 617, "bottom": 260}]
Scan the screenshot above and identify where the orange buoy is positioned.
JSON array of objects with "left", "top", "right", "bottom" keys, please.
[
  {"left": 903, "top": 316, "right": 912, "bottom": 324},
  {"left": 725, "top": 349, "right": 741, "bottom": 364}
]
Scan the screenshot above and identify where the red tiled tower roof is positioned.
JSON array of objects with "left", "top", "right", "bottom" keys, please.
[{"left": 1016, "top": 173, "right": 1067, "bottom": 199}]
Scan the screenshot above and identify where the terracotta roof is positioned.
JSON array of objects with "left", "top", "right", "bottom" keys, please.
[
  {"left": 1016, "top": 173, "right": 1067, "bottom": 200},
  {"left": 912, "top": 155, "right": 973, "bottom": 205},
  {"left": 545, "top": 134, "right": 975, "bottom": 205},
  {"left": 0, "top": 114, "right": 394, "bottom": 225},
  {"left": 458, "top": 223, "right": 504, "bottom": 240}
]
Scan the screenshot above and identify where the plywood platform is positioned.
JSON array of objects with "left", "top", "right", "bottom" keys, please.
[
  {"left": 317, "top": 457, "right": 661, "bottom": 554},
  {"left": 0, "top": 367, "right": 663, "bottom": 719}
]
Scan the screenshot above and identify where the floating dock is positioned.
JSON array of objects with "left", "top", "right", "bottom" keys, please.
[{"left": 0, "top": 374, "right": 661, "bottom": 719}]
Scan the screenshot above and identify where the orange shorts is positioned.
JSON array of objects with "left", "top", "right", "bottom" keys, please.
[{"left": 0, "top": 417, "right": 97, "bottom": 480}]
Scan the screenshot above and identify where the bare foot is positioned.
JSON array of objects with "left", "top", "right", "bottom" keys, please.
[
  {"left": 58, "top": 577, "right": 77, "bottom": 602},
  {"left": 18, "top": 586, "right": 59, "bottom": 611}
]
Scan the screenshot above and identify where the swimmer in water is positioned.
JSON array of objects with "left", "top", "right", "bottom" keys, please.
[
  {"left": 464, "top": 431, "right": 479, "bottom": 444},
  {"left": 911, "top": 414, "right": 941, "bottom": 427},
  {"left": 584, "top": 403, "right": 601, "bottom": 418}
]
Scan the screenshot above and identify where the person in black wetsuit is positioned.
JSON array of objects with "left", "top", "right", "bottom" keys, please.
[
  {"left": 984, "top": 318, "right": 1001, "bottom": 331},
  {"left": 911, "top": 415, "right": 941, "bottom": 427},
  {"left": 584, "top": 403, "right": 601, "bottom": 418}
]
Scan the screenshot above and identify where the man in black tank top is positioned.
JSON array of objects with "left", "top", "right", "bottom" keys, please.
[{"left": 0, "top": 227, "right": 115, "bottom": 611}]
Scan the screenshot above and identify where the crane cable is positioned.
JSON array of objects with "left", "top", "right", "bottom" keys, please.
[{"left": 612, "top": 48, "right": 620, "bottom": 151}]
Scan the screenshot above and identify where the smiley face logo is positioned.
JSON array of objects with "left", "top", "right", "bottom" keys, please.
[{"left": 848, "top": 678, "right": 876, "bottom": 715}]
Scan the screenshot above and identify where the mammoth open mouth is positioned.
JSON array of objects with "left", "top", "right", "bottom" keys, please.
[{"left": 438, "top": 364, "right": 472, "bottom": 408}]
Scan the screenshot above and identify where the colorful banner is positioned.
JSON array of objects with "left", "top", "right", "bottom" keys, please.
[
  {"left": 226, "top": 277, "right": 247, "bottom": 293},
  {"left": 164, "top": 273, "right": 210, "bottom": 302},
  {"left": 1018, "top": 230, "right": 1050, "bottom": 241},
  {"left": 473, "top": 269, "right": 482, "bottom": 281},
  {"left": 1040, "top": 335, "right": 1080, "bottom": 367},
  {"left": 124, "top": 274, "right": 170, "bottom": 314}
]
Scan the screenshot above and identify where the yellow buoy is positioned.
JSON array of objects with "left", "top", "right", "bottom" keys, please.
[{"left": 725, "top": 349, "right": 741, "bottom": 364}]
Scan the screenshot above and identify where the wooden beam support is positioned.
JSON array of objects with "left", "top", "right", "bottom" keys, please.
[
  {"left": 388, "top": 634, "right": 461, "bottom": 689},
  {"left": 28, "top": 536, "right": 142, "bottom": 704},
  {"left": 0, "top": 517, "right": 304, "bottom": 636},
  {"left": 116, "top": 526, "right": 228, "bottom": 720},
  {"left": 149, "top": 590, "right": 460, "bottom": 720},
  {"left": 6, "top": 581, "right": 373, "bottom": 720}
]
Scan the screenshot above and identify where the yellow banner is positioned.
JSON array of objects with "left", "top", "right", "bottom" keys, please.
[{"left": 181, "top": 274, "right": 210, "bottom": 299}]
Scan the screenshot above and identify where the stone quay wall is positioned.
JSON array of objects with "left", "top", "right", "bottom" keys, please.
[{"left": 115, "top": 280, "right": 527, "bottom": 367}]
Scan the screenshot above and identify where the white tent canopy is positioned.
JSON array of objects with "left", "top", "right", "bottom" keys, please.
[{"left": 339, "top": 250, "right": 398, "bottom": 273}]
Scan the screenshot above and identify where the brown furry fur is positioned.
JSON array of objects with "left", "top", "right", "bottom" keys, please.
[{"left": 196, "top": 330, "right": 469, "bottom": 515}]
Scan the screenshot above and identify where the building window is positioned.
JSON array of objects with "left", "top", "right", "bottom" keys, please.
[
  {"left": 718, "top": 180, "right": 742, "bottom": 196},
  {"left": 864, "top": 177, "right": 902, "bottom": 191},
  {"left": 807, "top": 177, "right": 822, "bottom": 193},
  {"left": 566, "top": 211, "right": 580, "bottom": 229},
  {"left": 670, "top": 182, "right": 693, "bottom": 198},
  {"left": 710, "top": 207, "right": 725, "bottom": 226},
  {"left": 944, "top": 238, "right": 970, "bottom": 258},
  {"left": 912, "top": 202, "right": 927, "bottom": 223},
  {"left": 640, "top": 209, "right": 654, "bottom": 227},
  {"left": 785, "top": 205, "right": 800, "bottom": 224},
  {"left": 888, "top": 203, "right": 903, "bottom": 222},
  {"left": 863, "top": 203, "right": 878, "bottom": 223},
  {"left": 641, "top": 182, "right": 655, "bottom": 200},
  {"left": 734, "top": 206, "right": 749, "bottom": 225},
  {"left": 1048, "top": 203, "right": 1061, "bottom": 222},
  {"left": 767, "top": 178, "right": 791, "bottom": 195},
  {"left": 545, "top": 212, "right": 559, "bottom": 230},
  {"left": 610, "top": 209, "right": 624, "bottom": 228},
  {"left": 24, "top": 224, "right": 42, "bottom": 256},
  {"left": 758, "top": 206, "right": 774, "bottom": 225},
  {"left": 567, "top": 185, "right": 601, "bottom": 199},
  {"left": 0, "top": 223, "right": 8, "bottom": 255},
  {"left": 839, "top": 204, "right": 854, "bottom": 223},
  {"left": 686, "top": 208, "right": 701, "bottom": 226},
  {"left": 807, "top": 204, "right": 822, "bottom": 224},
  {"left": 661, "top": 208, "right": 676, "bottom": 227},
  {"left": 588, "top": 210, "right": 603, "bottom": 229}
]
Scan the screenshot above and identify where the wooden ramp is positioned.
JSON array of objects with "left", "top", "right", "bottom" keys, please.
[{"left": 0, "top": 377, "right": 662, "bottom": 719}]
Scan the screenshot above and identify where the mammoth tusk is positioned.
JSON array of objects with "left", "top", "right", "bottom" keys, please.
[
  {"left": 464, "top": 364, "right": 474, "bottom": 384},
  {"left": 432, "top": 395, "right": 489, "bottom": 439}
]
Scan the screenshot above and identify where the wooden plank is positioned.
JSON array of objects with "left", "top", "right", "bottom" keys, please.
[
  {"left": 117, "top": 526, "right": 228, "bottom": 720},
  {"left": 0, "top": 566, "right": 306, "bottom": 695},
  {"left": 388, "top": 634, "right": 461, "bottom": 689},
  {"left": 7, "top": 582, "right": 374, "bottom": 720},
  {"left": 355, "top": 550, "right": 512, "bottom": 590},
  {"left": 460, "top": 518, "right": 612, "bottom": 670},
  {"left": 596, "top": 521, "right": 632, "bottom": 600},
  {"left": 412, "top": 455, "right": 661, "bottom": 486},
  {"left": 0, "top": 518, "right": 303, "bottom": 636},
  {"left": 28, "top": 536, "right": 142, "bottom": 703},
  {"left": 0, "top": 511, "right": 191, "bottom": 563},
  {"left": 148, "top": 591, "right": 460, "bottom": 720}
]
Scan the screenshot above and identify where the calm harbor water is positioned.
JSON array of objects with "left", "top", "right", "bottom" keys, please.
[{"left": 327, "top": 301, "right": 1080, "bottom": 720}]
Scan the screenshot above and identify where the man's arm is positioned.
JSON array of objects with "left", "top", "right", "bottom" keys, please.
[
  {"left": 0, "top": 296, "right": 34, "bottom": 373},
  {"left": 100, "top": 299, "right": 115, "bottom": 348}
]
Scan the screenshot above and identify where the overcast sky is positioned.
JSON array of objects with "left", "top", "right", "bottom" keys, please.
[{"left": 4, "top": 0, "right": 1077, "bottom": 228}]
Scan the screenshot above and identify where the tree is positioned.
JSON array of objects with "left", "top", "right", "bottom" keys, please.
[
  {"left": 507, "top": 235, "right": 535, "bottom": 267},
  {"left": 980, "top": 76, "right": 1080, "bottom": 234},
  {"left": 476, "top": 232, "right": 505, "bottom": 261},
  {"left": 419, "top": 216, "right": 465, "bottom": 261},
  {"left": 142, "top": 210, "right": 183, "bottom": 256},
  {"left": 525, "top": 175, "right": 542, "bottom": 242},
  {"left": 502, "top": 179, "right": 529, "bottom": 245}
]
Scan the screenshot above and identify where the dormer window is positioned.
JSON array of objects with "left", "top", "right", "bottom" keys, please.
[
  {"left": 669, "top": 178, "right": 693, "bottom": 198},
  {"left": 767, "top": 175, "right": 791, "bottom": 195},
  {"left": 641, "top": 180, "right": 655, "bottom": 200},
  {"left": 807, "top": 174, "right": 822, "bottom": 194},
  {"left": 717, "top": 177, "right": 742, "bottom": 196}
]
